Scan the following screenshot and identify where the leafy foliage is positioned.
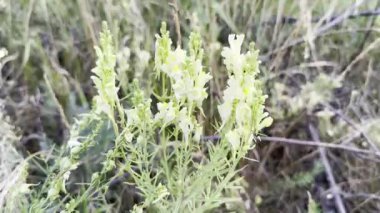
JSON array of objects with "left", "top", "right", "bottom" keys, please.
[{"left": 10, "top": 22, "right": 271, "bottom": 212}]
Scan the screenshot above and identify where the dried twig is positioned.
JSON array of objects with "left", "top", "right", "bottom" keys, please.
[
  {"left": 339, "top": 37, "right": 380, "bottom": 78},
  {"left": 263, "top": 8, "right": 380, "bottom": 26},
  {"left": 43, "top": 74, "right": 70, "bottom": 131},
  {"left": 168, "top": 0, "right": 181, "bottom": 47},
  {"left": 341, "top": 192, "right": 380, "bottom": 201},
  {"left": 325, "top": 104, "right": 379, "bottom": 152},
  {"left": 308, "top": 123, "right": 347, "bottom": 213},
  {"left": 340, "top": 1, "right": 380, "bottom": 73},
  {"left": 201, "top": 135, "right": 380, "bottom": 158}
]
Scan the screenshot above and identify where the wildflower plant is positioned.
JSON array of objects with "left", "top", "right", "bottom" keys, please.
[
  {"left": 218, "top": 35, "right": 273, "bottom": 149},
  {"left": 91, "top": 22, "right": 125, "bottom": 134},
  {"left": 29, "top": 22, "right": 272, "bottom": 212}
]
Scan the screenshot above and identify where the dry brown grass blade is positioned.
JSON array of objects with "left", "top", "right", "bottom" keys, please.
[{"left": 169, "top": 0, "right": 181, "bottom": 48}]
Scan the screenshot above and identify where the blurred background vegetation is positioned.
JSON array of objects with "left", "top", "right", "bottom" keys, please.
[{"left": 1, "top": 0, "right": 380, "bottom": 212}]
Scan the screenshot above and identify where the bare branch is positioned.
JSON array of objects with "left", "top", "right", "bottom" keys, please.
[
  {"left": 202, "top": 135, "right": 380, "bottom": 158},
  {"left": 309, "top": 123, "right": 346, "bottom": 213}
]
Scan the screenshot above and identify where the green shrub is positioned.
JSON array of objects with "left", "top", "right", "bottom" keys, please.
[{"left": 23, "top": 22, "right": 272, "bottom": 212}]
